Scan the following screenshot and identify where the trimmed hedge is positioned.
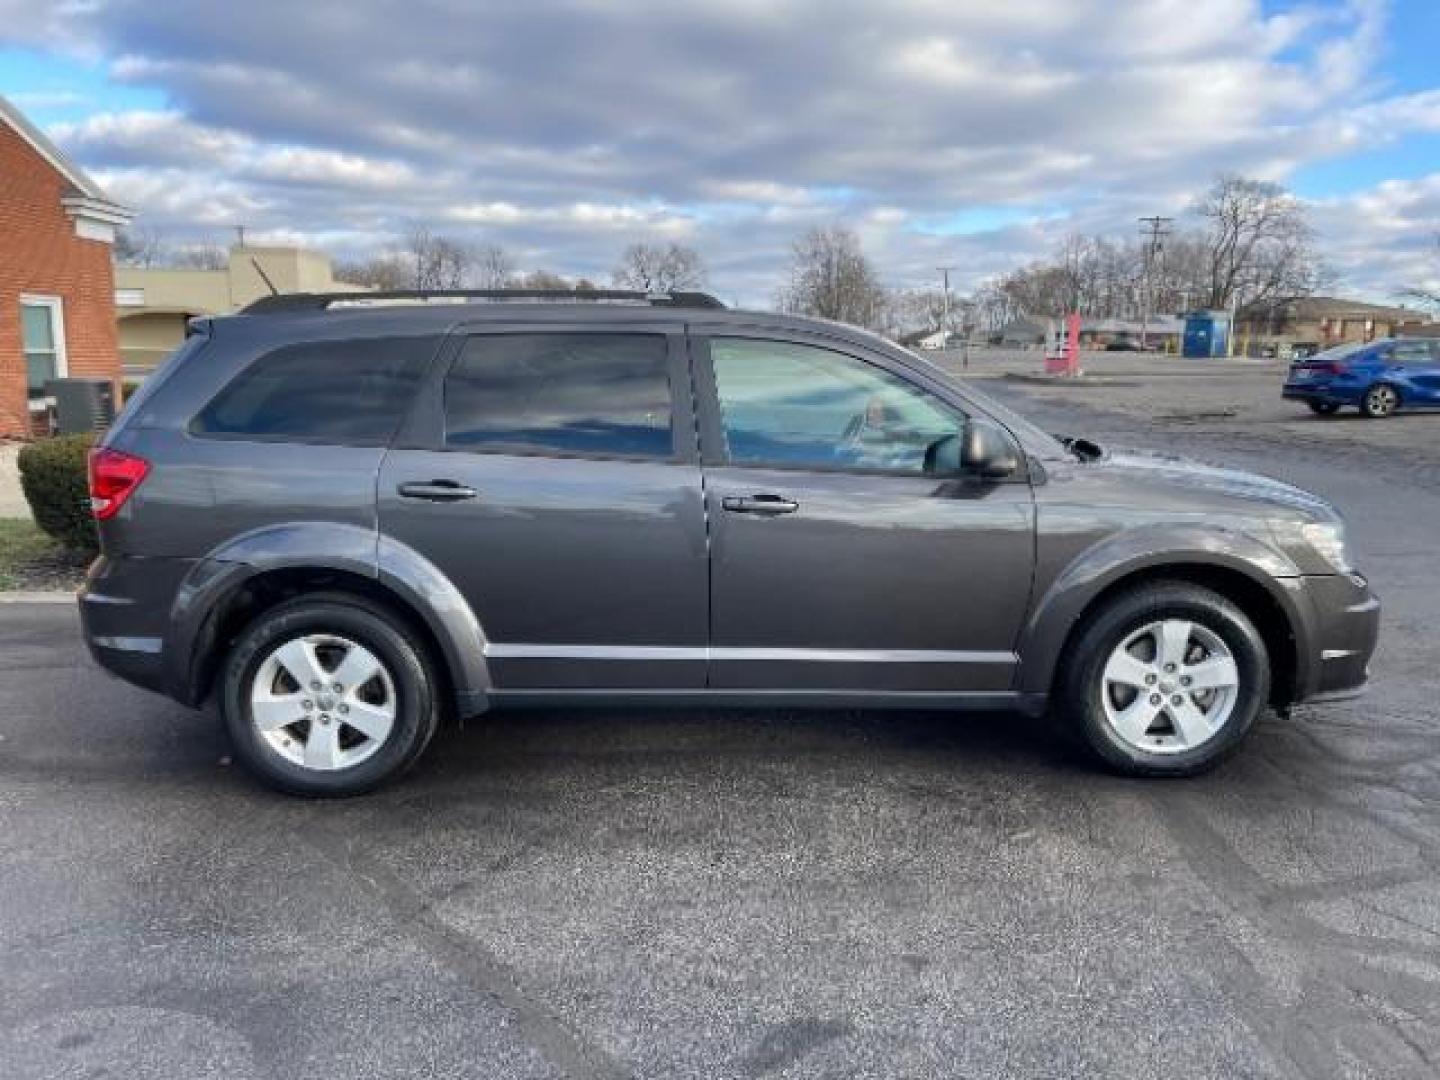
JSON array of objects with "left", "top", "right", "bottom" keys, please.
[{"left": 18, "top": 434, "right": 97, "bottom": 553}]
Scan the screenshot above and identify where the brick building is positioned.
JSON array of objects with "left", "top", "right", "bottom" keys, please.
[
  {"left": 1234, "top": 296, "right": 1431, "bottom": 354},
  {"left": 1, "top": 94, "right": 131, "bottom": 436}
]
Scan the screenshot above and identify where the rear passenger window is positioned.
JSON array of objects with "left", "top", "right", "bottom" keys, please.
[
  {"left": 1392, "top": 341, "right": 1437, "bottom": 365},
  {"left": 445, "top": 333, "right": 673, "bottom": 458},
  {"left": 193, "top": 337, "right": 433, "bottom": 444}
]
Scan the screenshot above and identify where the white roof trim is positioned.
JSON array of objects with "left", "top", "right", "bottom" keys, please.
[
  {"left": 0, "top": 92, "right": 131, "bottom": 220},
  {"left": 60, "top": 194, "right": 133, "bottom": 226}
]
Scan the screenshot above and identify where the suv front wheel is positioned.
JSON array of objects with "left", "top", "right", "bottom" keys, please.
[
  {"left": 220, "top": 592, "right": 440, "bottom": 796},
  {"left": 1059, "top": 582, "right": 1270, "bottom": 777}
]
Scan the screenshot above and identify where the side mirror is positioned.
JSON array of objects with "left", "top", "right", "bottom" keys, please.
[
  {"left": 923, "top": 419, "right": 1018, "bottom": 479},
  {"left": 960, "top": 418, "right": 1018, "bottom": 479}
]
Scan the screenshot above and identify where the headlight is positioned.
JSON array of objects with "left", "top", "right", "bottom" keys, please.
[{"left": 1298, "top": 521, "right": 1352, "bottom": 573}]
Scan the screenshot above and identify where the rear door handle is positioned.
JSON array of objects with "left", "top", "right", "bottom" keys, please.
[
  {"left": 722, "top": 493, "right": 799, "bottom": 515},
  {"left": 397, "top": 479, "right": 478, "bottom": 502}
]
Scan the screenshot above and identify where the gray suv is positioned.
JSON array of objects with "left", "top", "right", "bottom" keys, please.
[{"left": 80, "top": 290, "right": 1379, "bottom": 796}]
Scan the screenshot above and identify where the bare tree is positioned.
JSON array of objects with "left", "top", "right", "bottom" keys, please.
[
  {"left": 777, "top": 225, "right": 888, "bottom": 329},
  {"left": 889, "top": 287, "right": 975, "bottom": 339},
  {"left": 174, "top": 241, "right": 227, "bottom": 271},
  {"left": 404, "top": 228, "right": 472, "bottom": 290},
  {"left": 612, "top": 242, "right": 707, "bottom": 292},
  {"left": 113, "top": 224, "right": 166, "bottom": 268},
  {"left": 334, "top": 253, "right": 410, "bottom": 290},
  {"left": 473, "top": 245, "right": 515, "bottom": 289},
  {"left": 1192, "top": 174, "right": 1323, "bottom": 309},
  {"left": 514, "top": 269, "right": 571, "bottom": 290},
  {"left": 968, "top": 178, "right": 1328, "bottom": 329}
]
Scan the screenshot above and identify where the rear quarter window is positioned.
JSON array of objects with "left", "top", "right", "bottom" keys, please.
[{"left": 192, "top": 336, "right": 436, "bottom": 445}]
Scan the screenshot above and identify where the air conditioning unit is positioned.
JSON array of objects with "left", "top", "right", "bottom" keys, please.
[{"left": 45, "top": 378, "right": 117, "bottom": 435}]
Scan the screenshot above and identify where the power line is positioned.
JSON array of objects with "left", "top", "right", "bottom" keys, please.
[{"left": 1137, "top": 216, "right": 1173, "bottom": 350}]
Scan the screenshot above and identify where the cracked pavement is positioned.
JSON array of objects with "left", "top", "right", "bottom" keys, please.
[{"left": 1, "top": 352, "right": 1438, "bottom": 1078}]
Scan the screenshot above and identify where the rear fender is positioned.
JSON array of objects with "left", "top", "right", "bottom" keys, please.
[{"left": 165, "top": 521, "right": 491, "bottom": 713}]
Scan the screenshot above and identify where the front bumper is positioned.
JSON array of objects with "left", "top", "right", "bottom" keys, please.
[{"left": 1293, "top": 571, "right": 1379, "bottom": 702}]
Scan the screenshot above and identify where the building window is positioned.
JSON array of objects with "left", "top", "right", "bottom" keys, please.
[{"left": 19, "top": 296, "right": 67, "bottom": 400}]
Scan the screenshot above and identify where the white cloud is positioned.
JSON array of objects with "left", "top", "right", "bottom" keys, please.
[
  {"left": 246, "top": 147, "right": 418, "bottom": 190},
  {"left": 1311, "top": 174, "right": 1440, "bottom": 300},
  {"left": 50, "top": 110, "right": 248, "bottom": 164},
  {"left": 12, "top": 0, "right": 1436, "bottom": 304}
]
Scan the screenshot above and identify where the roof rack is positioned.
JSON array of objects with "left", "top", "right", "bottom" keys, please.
[{"left": 240, "top": 288, "right": 726, "bottom": 315}]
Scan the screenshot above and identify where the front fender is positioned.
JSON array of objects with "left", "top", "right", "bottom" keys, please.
[
  {"left": 1015, "top": 523, "right": 1309, "bottom": 697},
  {"left": 165, "top": 521, "right": 491, "bottom": 713}
]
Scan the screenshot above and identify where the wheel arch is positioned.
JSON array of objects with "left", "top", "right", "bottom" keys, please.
[
  {"left": 1017, "top": 533, "right": 1310, "bottom": 708},
  {"left": 165, "top": 522, "right": 492, "bottom": 715}
]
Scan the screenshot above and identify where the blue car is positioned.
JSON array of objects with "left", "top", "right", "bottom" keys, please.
[{"left": 1283, "top": 338, "right": 1440, "bottom": 418}]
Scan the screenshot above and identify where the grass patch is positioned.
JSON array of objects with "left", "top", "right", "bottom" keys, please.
[{"left": 0, "top": 518, "right": 67, "bottom": 590}]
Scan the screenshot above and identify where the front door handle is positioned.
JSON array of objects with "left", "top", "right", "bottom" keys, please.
[
  {"left": 397, "top": 479, "right": 478, "bottom": 502},
  {"left": 722, "top": 493, "right": 799, "bottom": 515}
]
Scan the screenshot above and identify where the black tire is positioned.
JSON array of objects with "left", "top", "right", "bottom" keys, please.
[
  {"left": 1058, "top": 582, "right": 1270, "bottom": 777},
  {"left": 1307, "top": 401, "right": 1340, "bottom": 416},
  {"left": 221, "top": 592, "right": 440, "bottom": 797},
  {"left": 1359, "top": 383, "right": 1400, "bottom": 419}
]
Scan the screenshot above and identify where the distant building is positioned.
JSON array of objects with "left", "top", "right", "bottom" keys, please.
[
  {"left": 0, "top": 94, "right": 131, "bottom": 436},
  {"left": 995, "top": 318, "right": 1046, "bottom": 347},
  {"left": 901, "top": 329, "right": 961, "bottom": 350},
  {"left": 994, "top": 316, "right": 1182, "bottom": 350},
  {"left": 1075, "top": 316, "right": 1184, "bottom": 350},
  {"left": 1235, "top": 296, "right": 1432, "bottom": 352},
  {"left": 115, "top": 245, "right": 369, "bottom": 369}
]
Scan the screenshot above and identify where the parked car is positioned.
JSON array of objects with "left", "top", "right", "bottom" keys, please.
[
  {"left": 81, "top": 290, "right": 1379, "bottom": 795},
  {"left": 1283, "top": 338, "right": 1440, "bottom": 418}
]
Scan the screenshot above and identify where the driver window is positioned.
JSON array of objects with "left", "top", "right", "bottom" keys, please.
[{"left": 710, "top": 337, "right": 965, "bottom": 473}]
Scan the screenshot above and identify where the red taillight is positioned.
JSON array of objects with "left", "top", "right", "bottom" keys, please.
[
  {"left": 88, "top": 447, "right": 150, "bottom": 520},
  {"left": 1302, "top": 361, "right": 1345, "bottom": 376}
]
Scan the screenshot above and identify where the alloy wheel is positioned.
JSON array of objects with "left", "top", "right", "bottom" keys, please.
[
  {"left": 1099, "top": 619, "right": 1239, "bottom": 754},
  {"left": 1365, "top": 385, "right": 1398, "bottom": 417},
  {"left": 249, "top": 633, "right": 397, "bottom": 770}
]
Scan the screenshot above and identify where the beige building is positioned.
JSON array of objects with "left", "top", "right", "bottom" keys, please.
[
  {"left": 1235, "top": 296, "right": 1433, "bottom": 354},
  {"left": 115, "top": 245, "right": 368, "bottom": 369}
]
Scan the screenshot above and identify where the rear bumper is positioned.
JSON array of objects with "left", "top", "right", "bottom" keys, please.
[
  {"left": 78, "top": 554, "right": 195, "bottom": 700},
  {"left": 1282, "top": 384, "right": 1357, "bottom": 405},
  {"left": 1293, "top": 572, "right": 1379, "bottom": 702}
]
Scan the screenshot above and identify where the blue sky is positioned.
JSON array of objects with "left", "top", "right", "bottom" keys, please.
[
  {"left": 0, "top": 47, "right": 162, "bottom": 123},
  {"left": 1, "top": 0, "right": 1437, "bottom": 303},
  {"left": 1286, "top": 0, "right": 1440, "bottom": 199}
]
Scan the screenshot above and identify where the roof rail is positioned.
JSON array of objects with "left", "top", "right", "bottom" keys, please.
[{"left": 240, "top": 288, "right": 726, "bottom": 315}]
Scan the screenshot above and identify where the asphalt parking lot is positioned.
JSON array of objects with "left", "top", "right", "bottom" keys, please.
[{"left": 3, "top": 356, "right": 1439, "bottom": 1079}]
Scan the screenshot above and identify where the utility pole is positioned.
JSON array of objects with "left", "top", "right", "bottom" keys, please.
[
  {"left": 937, "top": 267, "right": 955, "bottom": 351},
  {"left": 1137, "top": 216, "right": 1172, "bottom": 351}
]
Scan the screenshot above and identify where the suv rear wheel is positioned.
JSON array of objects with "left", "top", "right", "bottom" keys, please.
[
  {"left": 1059, "top": 582, "right": 1270, "bottom": 777},
  {"left": 220, "top": 593, "right": 440, "bottom": 796}
]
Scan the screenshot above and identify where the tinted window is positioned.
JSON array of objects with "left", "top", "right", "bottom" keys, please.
[
  {"left": 194, "top": 337, "right": 433, "bottom": 444},
  {"left": 1391, "top": 341, "right": 1439, "bottom": 365},
  {"left": 445, "top": 334, "right": 673, "bottom": 457},
  {"left": 710, "top": 338, "right": 964, "bottom": 473}
]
